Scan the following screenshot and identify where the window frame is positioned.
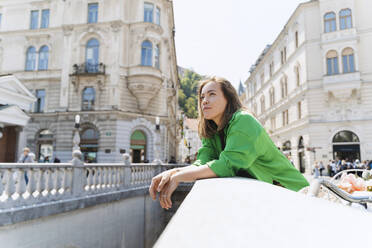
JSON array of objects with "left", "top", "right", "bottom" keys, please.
[
  {"left": 35, "top": 89, "right": 46, "bottom": 113},
  {"left": 88, "top": 3, "right": 99, "bottom": 24},
  {"left": 38, "top": 45, "right": 49, "bottom": 71},
  {"left": 85, "top": 38, "right": 100, "bottom": 72},
  {"left": 326, "top": 50, "right": 339, "bottom": 75},
  {"left": 141, "top": 40, "right": 153, "bottom": 66},
  {"left": 339, "top": 9, "right": 352, "bottom": 30},
  {"left": 41, "top": 9, "right": 50, "bottom": 29},
  {"left": 144, "top": 2, "right": 154, "bottom": 23},
  {"left": 25, "top": 46, "right": 37, "bottom": 71},
  {"left": 82, "top": 87, "right": 96, "bottom": 111},
  {"left": 30, "top": 10, "right": 39, "bottom": 30},
  {"left": 342, "top": 48, "right": 355, "bottom": 73},
  {"left": 324, "top": 12, "right": 337, "bottom": 33}
]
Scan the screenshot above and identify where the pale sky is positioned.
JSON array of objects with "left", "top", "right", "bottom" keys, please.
[{"left": 173, "top": 0, "right": 307, "bottom": 89}]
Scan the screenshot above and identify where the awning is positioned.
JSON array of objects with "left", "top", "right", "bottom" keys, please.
[{"left": 0, "top": 105, "right": 30, "bottom": 127}]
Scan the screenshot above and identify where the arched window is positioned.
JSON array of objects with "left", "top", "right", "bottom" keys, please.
[
  {"left": 332, "top": 130, "right": 359, "bottom": 143},
  {"left": 340, "top": 9, "right": 352, "bottom": 30},
  {"left": 324, "top": 12, "right": 336, "bottom": 33},
  {"left": 342, "top": 48, "right": 355, "bottom": 73},
  {"left": 130, "top": 130, "right": 147, "bottom": 163},
  {"left": 269, "top": 87, "right": 275, "bottom": 106},
  {"left": 281, "top": 76, "right": 288, "bottom": 98},
  {"left": 260, "top": 95, "right": 265, "bottom": 114},
  {"left": 82, "top": 87, "right": 95, "bottom": 110},
  {"left": 85, "top": 38, "right": 100, "bottom": 73},
  {"left": 294, "top": 65, "right": 300, "bottom": 86},
  {"left": 38, "top": 45, "right": 49, "bottom": 70},
  {"left": 141, "top": 40, "right": 153, "bottom": 66},
  {"left": 25, "top": 46, "right": 37, "bottom": 71},
  {"left": 80, "top": 127, "right": 99, "bottom": 163},
  {"left": 326, "top": 50, "right": 339, "bottom": 75},
  {"left": 154, "top": 45, "right": 160, "bottom": 69}
]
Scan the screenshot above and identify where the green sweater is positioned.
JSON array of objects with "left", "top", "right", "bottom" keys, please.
[{"left": 193, "top": 110, "right": 309, "bottom": 192}]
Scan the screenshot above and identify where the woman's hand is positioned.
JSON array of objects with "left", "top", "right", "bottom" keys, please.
[
  {"left": 159, "top": 175, "right": 180, "bottom": 209},
  {"left": 149, "top": 169, "right": 178, "bottom": 201}
]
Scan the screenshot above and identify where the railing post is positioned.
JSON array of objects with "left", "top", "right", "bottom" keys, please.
[
  {"left": 71, "top": 150, "right": 84, "bottom": 197},
  {"left": 123, "top": 153, "right": 132, "bottom": 187}
]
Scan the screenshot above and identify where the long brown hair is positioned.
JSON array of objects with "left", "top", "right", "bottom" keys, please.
[{"left": 197, "top": 76, "right": 243, "bottom": 138}]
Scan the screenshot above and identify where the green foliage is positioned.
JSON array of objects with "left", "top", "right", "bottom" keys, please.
[{"left": 178, "top": 70, "right": 202, "bottom": 118}]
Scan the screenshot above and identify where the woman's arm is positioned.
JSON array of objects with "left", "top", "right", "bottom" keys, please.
[{"left": 157, "top": 165, "right": 217, "bottom": 209}]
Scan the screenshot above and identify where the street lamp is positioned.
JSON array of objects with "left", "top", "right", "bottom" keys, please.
[
  {"left": 153, "top": 116, "right": 162, "bottom": 164},
  {"left": 72, "top": 114, "right": 81, "bottom": 152},
  {"left": 155, "top": 116, "right": 160, "bottom": 130}
]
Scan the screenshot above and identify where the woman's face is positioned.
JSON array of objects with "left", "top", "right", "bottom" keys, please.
[{"left": 200, "top": 81, "right": 227, "bottom": 126}]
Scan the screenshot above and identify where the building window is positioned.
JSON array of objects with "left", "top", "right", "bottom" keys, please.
[
  {"left": 269, "top": 62, "right": 274, "bottom": 77},
  {"left": 25, "top": 46, "right": 37, "bottom": 71},
  {"left": 30, "top": 10, "right": 39, "bottom": 29},
  {"left": 270, "top": 116, "right": 276, "bottom": 130},
  {"left": 269, "top": 87, "right": 275, "bottom": 106},
  {"left": 154, "top": 44, "right": 160, "bottom": 69},
  {"left": 88, "top": 3, "right": 98, "bottom": 23},
  {"left": 281, "top": 76, "right": 288, "bottom": 98},
  {"left": 253, "top": 81, "right": 257, "bottom": 94},
  {"left": 38, "top": 46, "right": 49, "bottom": 70},
  {"left": 35, "top": 89, "right": 45, "bottom": 113},
  {"left": 260, "top": 73, "right": 265, "bottom": 86},
  {"left": 340, "top": 9, "right": 352, "bottom": 30},
  {"left": 85, "top": 38, "right": 100, "bottom": 72},
  {"left": 82, "top": 87, "right": 95, "bottom": 111},
  {"left": 281, "top": 47, "right": 287, "bottom": 65},
  {"left": 141, "top": 40, "right": 153, "bottom": 66},
  {"left": 282, "top": 110, "right": 289, "bottom": 126},
  {"left": 324, "top": 12, "right": 336, "bottom": 33},
  {"left": 253, "top": 102, "right": 257, "bottom": 116},
  {"left": 260, "top": 95, "right": 265, "bottom": 114},
  {"left": 144, "top": 3, "right": 154, "bottom": 23},
  {"left": 295, "top": 31, "right": 299, "bottom": 48},
  {"left": 155, "top": 7, "right": 161, "bottom": 25},
  {"left": 326, "top": 50, "right": 339, "bottom": 75},
  {"left": 41, "top": 9, "right": 50, "bottom": 28},
  {"left": 298, "top": 101, "right": 302, "bottom": 119},
  {"left": 295, "top": 65, "right": 300, "bottom": 86},
  {"left": 81, "top": 127, "right": 99, "bottom": 163},
  {"left": 342, "top": 47, "right": 355, "bottom": 73}
]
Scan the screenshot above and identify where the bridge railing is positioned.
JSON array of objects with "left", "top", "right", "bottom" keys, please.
[{"left": 0, "top": 153, "right": 188, "bottom": 210}]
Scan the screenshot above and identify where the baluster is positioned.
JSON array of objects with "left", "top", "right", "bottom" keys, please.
[
  {"left": 86, "top": 168, "right": 92, "bottom": 192},
  {"left": 97, "top": 167, "right": 102, "bottom": 190},
  {"left": 103, "top": 167, "right": 108, "bottom": 189},
  {"left": 91, "top": 167, "right": 97, "bottom": 192},
  {"left": 0, "top": 170, "right": 4, "bottom": 200},
  {"left": 115, "top": 167, "right": 120, "bottom": 188},
  {"left": 25, "top": 168, "right": 37, "bottom": 201},
  {"left": 107, "top": 167, "right": 112, "bottom": 189},
  {"left": 60, "top": 168, "right": 67, "bottom": 196},
  {"left": 64, "top": 168, "right": 73, "bottom": 195},
  {"left": 44, "top": 168, "right": 53, "bottom": 198},
  {"left": 54, "top": 168, "right": 63, "bottom": 198},
  {"left": 38, "top": 169, "right": 47, "bottom": 198},
  {"left": 5, "top": 169, "right": 16, "bottom": 202}
]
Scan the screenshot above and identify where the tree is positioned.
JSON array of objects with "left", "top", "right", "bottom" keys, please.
[{"left": 178, "top": 69, "right": 202, "bottom": 118}]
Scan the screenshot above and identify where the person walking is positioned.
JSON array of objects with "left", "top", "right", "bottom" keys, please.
[{"left": 17, "top": 147, "right": 34, "bottom": 184}]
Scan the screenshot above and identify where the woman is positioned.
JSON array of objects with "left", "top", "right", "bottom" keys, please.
[{"left": 149, "top": 77, "right": 309, "bottom": 209}]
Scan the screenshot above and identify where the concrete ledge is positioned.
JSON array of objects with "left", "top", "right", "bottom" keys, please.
[{"left": 156, "top": 178, "right": 372, "bottom": 248}]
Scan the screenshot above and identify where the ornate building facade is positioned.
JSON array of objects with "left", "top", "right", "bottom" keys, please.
[
  {"left": 0, "top": 0, "right": 179, "bottom": 162},
  {"left": 244, "top": 0, "right": 372, "bottom": 173}
]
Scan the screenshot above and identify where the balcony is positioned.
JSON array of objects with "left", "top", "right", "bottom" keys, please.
[
  {"left": 323, "top": 71, "right": 361, "bottom": 99},
  {"left": 71, "top": 63, "right": 106, "bottom": 76},
  {"left": 321, "top": 28, "right": 357, "bottom": 44}
]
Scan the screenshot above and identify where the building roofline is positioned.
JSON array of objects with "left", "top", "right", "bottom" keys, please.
[{"left": 247, "top": 0, "right": 318, "bottom": 82}]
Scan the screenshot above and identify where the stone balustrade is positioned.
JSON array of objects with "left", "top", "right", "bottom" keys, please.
[{"left": 0, "top": 154, "right": 188, "bottom": 212}]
